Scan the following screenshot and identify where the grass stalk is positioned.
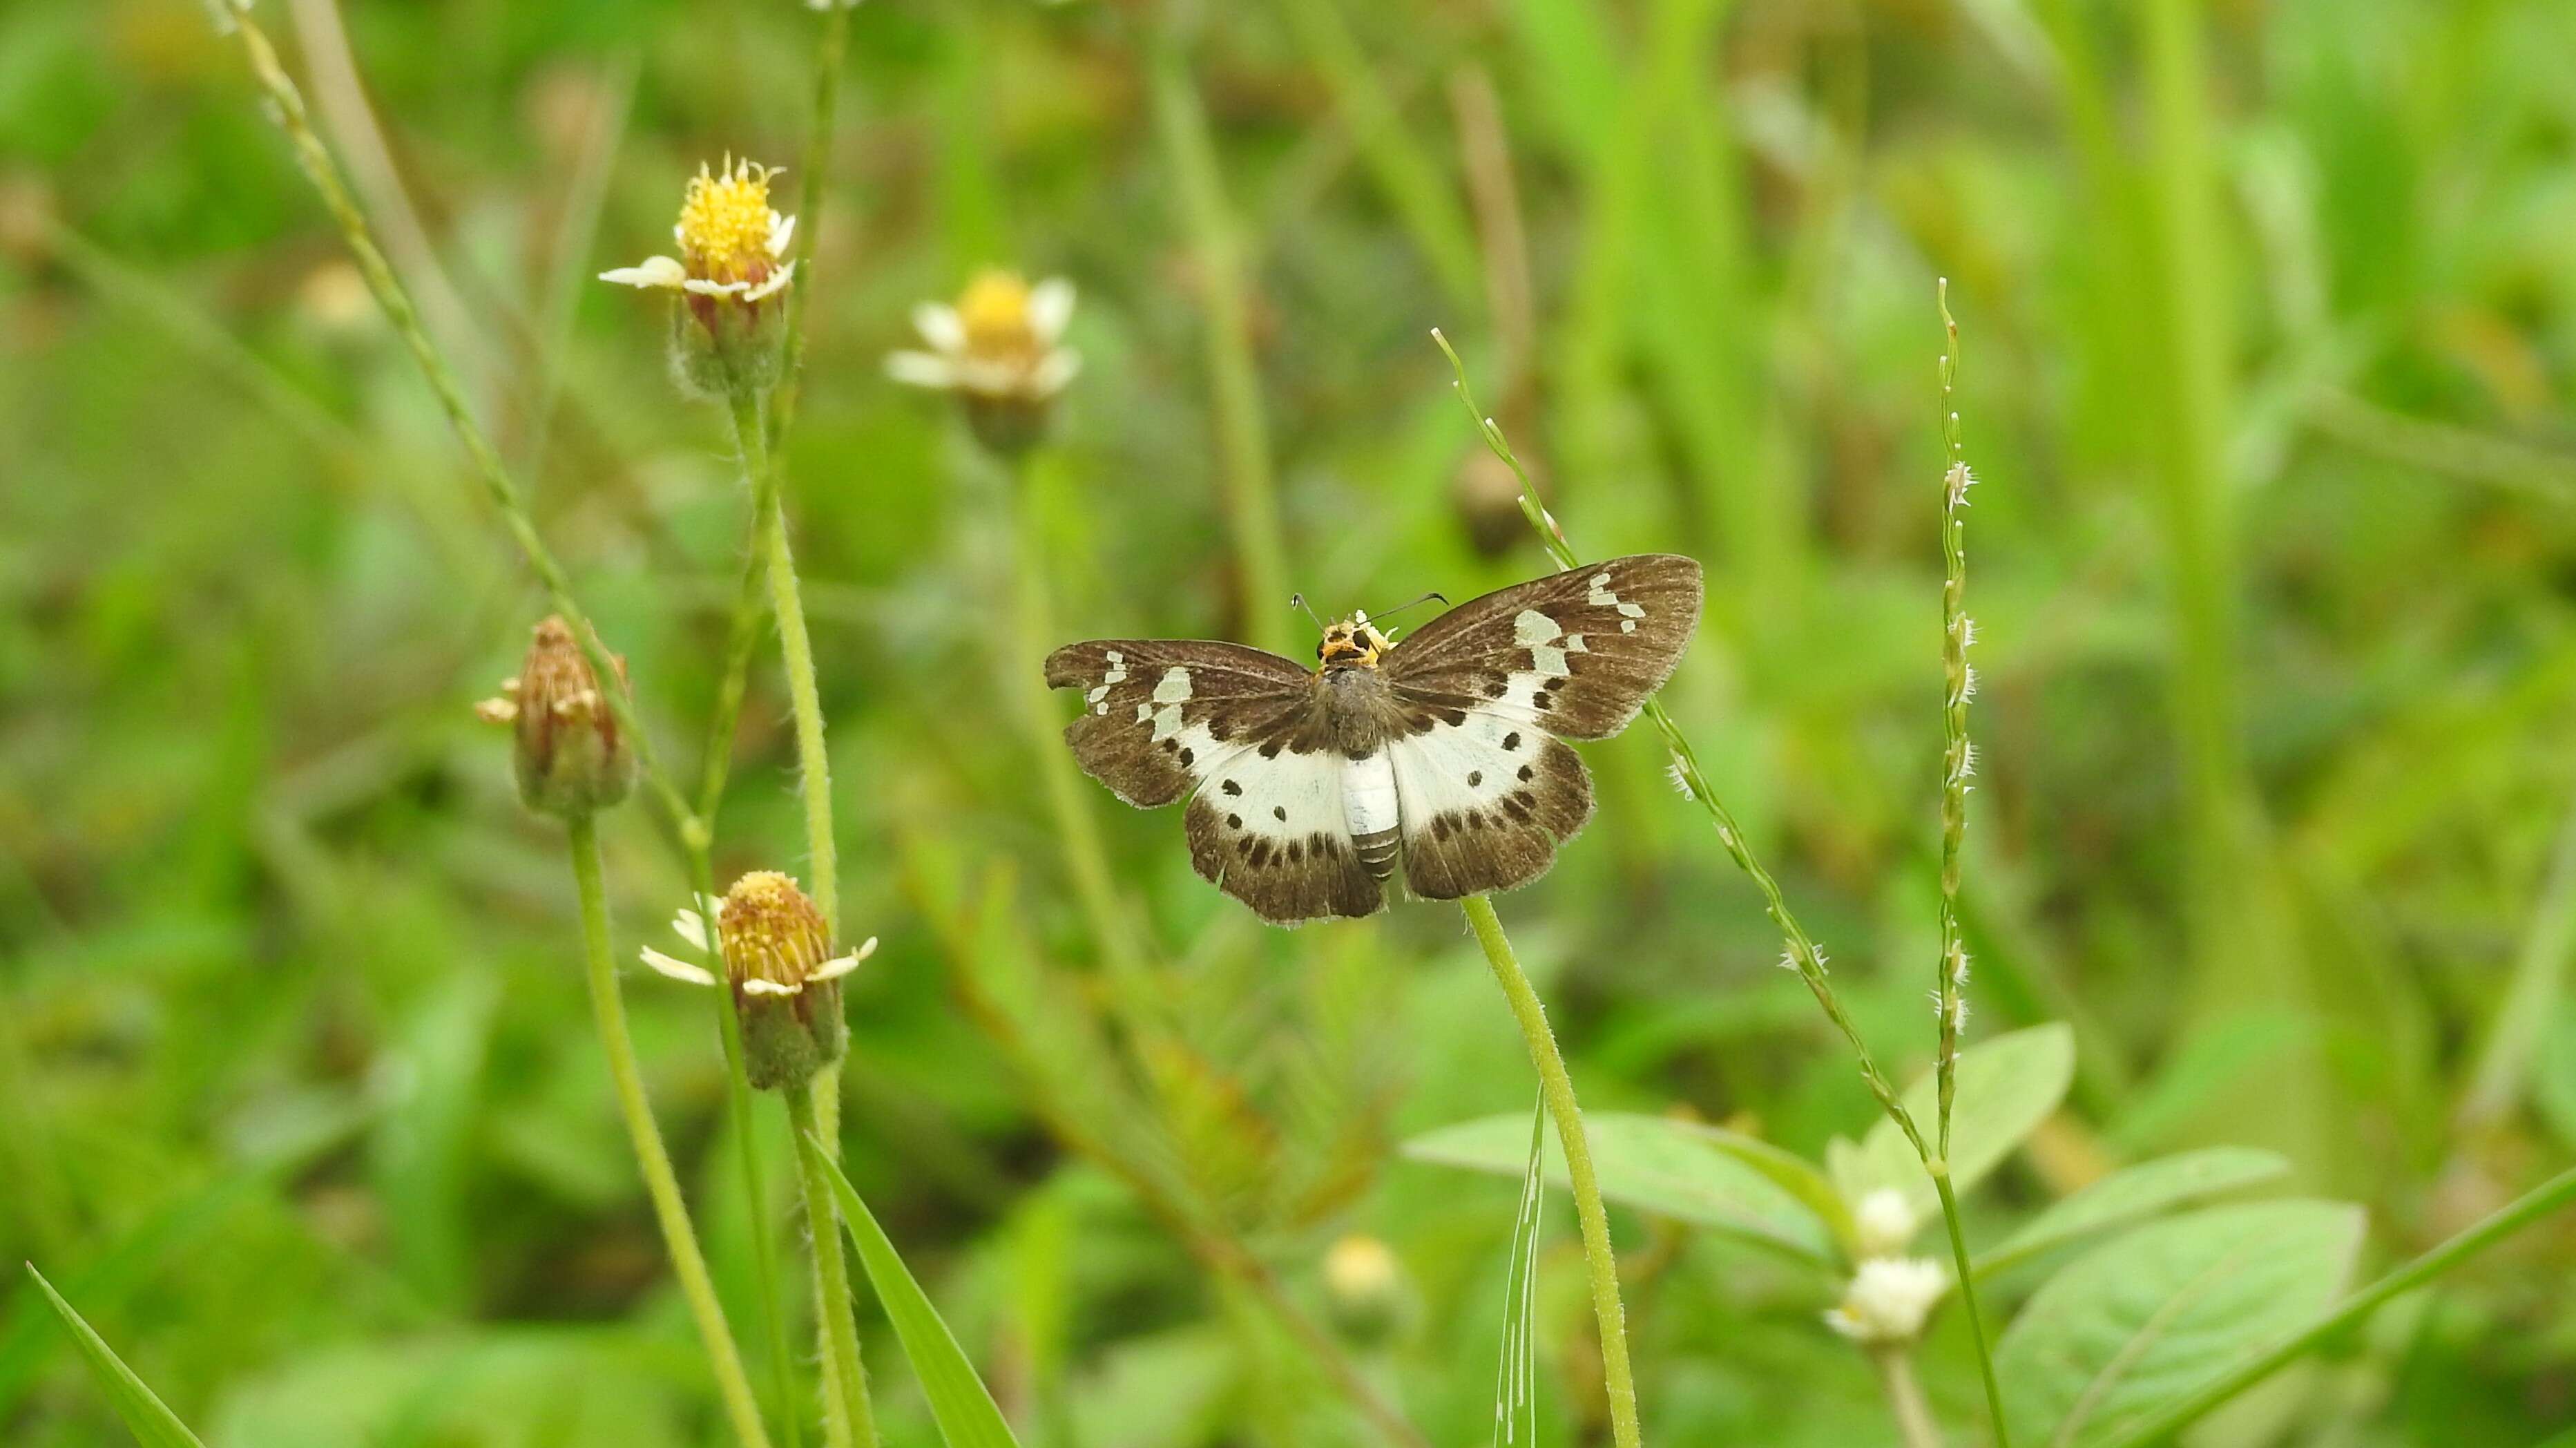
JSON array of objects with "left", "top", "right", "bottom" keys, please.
[
  {"left": 566, "top": 814, "right": 773, "bottom": 1448},
  {"left": 215, "top": 4, "right": 695, "bottom": 841},
  {"left": 1459, "top": 894, "right": 1641, "bottom": 1448},
  {"left": 785, "top": 1083, "right": 881, "bottom": 1448},
  {"left": 1149, "top": 41, "right": 1292, "bottom": 655},
  {"left": 1933, "top": 283, "right": 1973, "bottom": 1155},
  {"left": 1871, "top": 1346, "right": 1943, "bottom": 1448},
  {"left": 2097, "top": 1165, "right": 2576, "bottom": 1448},
  {"left": 1436, "top": 328, "right": 2013, "bottom": 1445}
]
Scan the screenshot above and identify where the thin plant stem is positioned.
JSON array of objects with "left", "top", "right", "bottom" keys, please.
[
  {"left": 1459, "top": 895, "right": 1641, "bottom": 1448},
  {"left": 768, "top": 0, "right": 853, "bottom": 451},
  {"left": 215, "top": 6, "right": 693, "bottom": 841},
  {"left": 727, "top": 389, "right": 841, "bottom": 938},
  {"left": 1149, "top": 40, "right": 1291, "bottom": 655},
  {"left": 1436, "top": 329, "right": 2015, "bottom": 1446},
  {"left": 1933, "top": 281, "right": 1972, "bottom": 1155},
  {"left": 785, "top": 1083, "right": 880, "bottom": 1448},
  {"left": 566, "top": 814, "right": 773, "bottom": 1448},
  {"left": 1871, "top": 1346, "right": 1943, "bottom": 1448},
  {"left": 2097, "top": 1165, "right": 2576, "bottom": 1448},
  {"left": 1002, "top": 450, "right": 1153, "bottom": 995}
]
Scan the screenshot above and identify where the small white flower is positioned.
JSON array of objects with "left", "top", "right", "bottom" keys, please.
[
  {"left": 1823, "top": 1257, "right": 1948, "bottom": 1344},
  {"left": 599, "top": 158, "right": 797, "bottom": 304},
  {"left": 640, "top": 893, "right": 876, "bottom": 995},
  {"left": 1852, "top": 1188, "right": 1918, "bottom": 1259},
  {"left": 887, "top": 270, "right": 1080, "bottom": 403}
]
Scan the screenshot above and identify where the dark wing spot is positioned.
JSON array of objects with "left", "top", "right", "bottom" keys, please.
[
  {"left": 1345, "top": 749, "right": 1372, "bottom": 762},
  {"left": 1222, "top": 779, "right": 1242, "bottom": 796},
  {"left": 1483, "top": 676, "right": 1510, "bottom": 698},
  {"left": 1178, "top": 747, "right": 1194, "bottom": 766},
  {"left": 1517, "top": 765, "right": 1534, "bottom": 781},
  {"left": 1160, "top": 737, "right": 1180, "bottom": 752},
  {"left": 1502, "top": 732, "right": 1521, "bottom": 752},
  {"left": 1501, "top": 797, "right": 1532, "bottom": 823},
  {"left": 1466, "top": 771, "right": 1482, "bottom": 787},
  {"left": 1226, "top": 813, "right": 1242, "bottom": 830},
  {"left": 1512, "top": 790, "right": 1536, "bottom": 809},
  {"left": 1532, "top": 692, "right": 1553, "bottom": 712},
  {"left": 1432, "top": 816, "right": 1454, "bottom": 841},
  {"left": 1209, "top": 716, "right": 1235, "bottom": 742},
  {"left": 1259, "top": 741, "right": 1283, "bottom": 759},
  {"left": 1272, "top": 806, "right": 1287, "bottom": 822},
  {"left": 1438, "top": 707, "right": 1468, "bottom": 727},
  {"left": 1286, "top": 840, "right": 1303, "bottom": 861}
]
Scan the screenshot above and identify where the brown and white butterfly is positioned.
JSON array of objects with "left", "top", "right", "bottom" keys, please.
[{"left": 1044, "top": 554, "right": 1704, "bottom": 925}]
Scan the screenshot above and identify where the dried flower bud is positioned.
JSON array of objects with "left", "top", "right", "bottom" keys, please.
[
  {"left": 716, "top": 871, "right": 857, "bottom": 1092},
  {"left": 477, "top": 616, "right": 635, "bottom": 819}
]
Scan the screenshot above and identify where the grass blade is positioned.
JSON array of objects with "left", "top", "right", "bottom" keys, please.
[
  {"left": 803, "top": 1133, "right": 1022, "bottom": 1448},
  {"left": 23, "top": 1264, "right": 208, "bottom": 1448},
  {"left": 1492, "top": 1095, "right": 1545, "bottom": 1447}
]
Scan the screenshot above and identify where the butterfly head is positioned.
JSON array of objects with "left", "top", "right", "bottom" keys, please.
[{"left": 1315, "top": 612, "right": 1392, "bottom": 671}]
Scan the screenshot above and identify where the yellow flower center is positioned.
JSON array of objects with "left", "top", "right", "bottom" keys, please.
[
  {"left": 676, "top": 158, "right": 781, "bottom": 283},
  {"left": 958, "top": 270, "right": 1040, "bottom": 361},
  {"left": 717, "top": 870, "right": 832, "bottom": 987}
]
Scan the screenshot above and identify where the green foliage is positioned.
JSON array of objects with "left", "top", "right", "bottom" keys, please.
[
  {"left": 1832, "top": 1024, "right": 2077, "bottom": 1219},
  {"left": 23, "top": 1267, "right": 206, "bottom": 1448},
  {"left": 1995, "top": 1201, "right": 2365, "bottom": 1447}
]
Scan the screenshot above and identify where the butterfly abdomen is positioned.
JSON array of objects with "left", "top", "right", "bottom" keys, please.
[{"left": 1343, "top": 751, "right": 1401, "bottom": 880}]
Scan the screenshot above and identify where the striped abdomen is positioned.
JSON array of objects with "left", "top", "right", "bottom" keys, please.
[{"left": 1343, "top": 751, "right": 1401, "bottom": 879}]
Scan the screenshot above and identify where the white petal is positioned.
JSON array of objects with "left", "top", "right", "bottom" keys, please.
[
  {"left": 809, "top": 937, "right": 878, "bottom": 983},
  {"left": 640, "top": 946, "right": 719, "bottom": 987},
  {"left": 744, "top": 263, "right": 796, "bottom": 302},
  {"left": 682, "top": 276, "right": 753, "bottom": 297},
  {"left": 769, "top": 212, "right": 796, "bottom": 258},
  {"left": 672, "top": 908, "right": 709, "bottom": 952},
  {"left": 1031, "top": 349, "right": 1082, "bottom": 397},
  {"left": 1028, "top": 278, "right": 1076, "bottom": 343},
  {"left": 741, "top": 978, "right": 802, "bottom": 997},
  {"left": 912, "top": 302, "right": 965, "bottom": 354},
  {"left": 599, "top": 256, "right": 686, "bottom": 289},
  {"left": 885, "top": 352, "right": 960, "bottom": 389}
]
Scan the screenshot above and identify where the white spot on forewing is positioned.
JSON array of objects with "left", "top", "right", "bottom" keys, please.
[
  {"left": 1586, "top": 573, "right": 1646, "bottom": 618},
  {"left": 1152, "top": 703, "right": 1184, "bottom": 740},
  {"left": 1512, "top": 609, "right": 1561, "bottom": 645},
  {"left": 1153, "top": 666, "right": 1193, "bottom": 704}
]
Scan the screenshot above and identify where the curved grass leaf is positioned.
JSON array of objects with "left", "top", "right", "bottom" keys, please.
[
  {"left": 805, "top": 1132, "right": 1022, "bottom": 1448},
  {"left": 1405, "top": 1112, "right": 1834, "bottom": 1264},
  {"left": 1995, "top": 1199, "right": 2363, "bottom": 1447},
  {"left": 1977, "top": 1147, "right": 2291, "bottom": 1280},
  {"left": 23, "top": 1264, "right": 207, "bottom": 1448},
  {"left": 1832, "top": 1022, "right": 2075, "bottom": 1217},
  {"left": 1491, "top": 1097, "right": 1545, "bottom": 1447}
]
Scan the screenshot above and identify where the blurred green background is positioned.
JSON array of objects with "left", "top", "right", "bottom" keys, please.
[{"left": 6, "top": 0, "right": 2576, "bottom": 1442}]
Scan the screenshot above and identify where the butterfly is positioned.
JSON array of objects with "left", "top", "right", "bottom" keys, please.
[{"left": 1044, "top": 554, "right": 1705, "bottom": 924}]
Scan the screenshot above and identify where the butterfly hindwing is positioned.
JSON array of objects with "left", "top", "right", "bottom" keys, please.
[
  {"left": 1387, "top": 723, "right": 1593, "bottom": 899},
  {"left": 1381, "top": 553, "right": 1704, "bottom": 740},
  {"left": 1045, "top": 640, "right": 1382, "bottom": 924}
]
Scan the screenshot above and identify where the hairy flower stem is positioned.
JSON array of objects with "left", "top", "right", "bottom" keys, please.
[
  {"left": 1436, "top": 329, "right": 2012, "bottom": 1446},
  {"left": 785, "top": 1084, "right": 879, "bottom": 1448},
  {"left": 220, "top": 8, "right": 689, "bottom": 835},
  {"left": 1872, "top": 1346, "right": 1943, "bottom": 1448},
  {"left": 1460, "top": 895, "right": 1641, "bottom": 1448},
  {"left": 566, "top": 815, "right": 773, "bottom": 1448}
]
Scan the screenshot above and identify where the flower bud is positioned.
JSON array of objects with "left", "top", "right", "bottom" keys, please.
[
  {"left": 1823, "top": 1257, "right": 1948, "bottom": 1345},
  {"left": 477, "top": 616, "right": 636, "bottom": 819},
  {"left": 1322, "top": 1234, "right": 1414, "bottom": 1348},
  {"left": 716, "top": 871, "right": 854, "bottom": 1092},
  {"left": 1852, "top": 1187, "right": 1919, "bottom": 1261}
]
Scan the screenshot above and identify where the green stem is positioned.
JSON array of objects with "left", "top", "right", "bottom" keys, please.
[
  {"left": 1149, "top": 41, "right": 1291, "bottom": 655},
  {"left": 2098, "top": 1165, "right": 2576, "bottom": 1448},
  {"left": 566, "top": 815, "right": 773, "bottom": 1448},
  {"left": 1931, "top": 1171, "right": 2006, "bottom": 1447},
  {"left": 1459, "top": 895, "right": 1642, "bottom": 1448},
  {"left": 221, "top": 10, "right": 692, "bottom": 839},
  {"left": 1870, "top": 1346, "right": 1943, "bottom": 1448},
  {"left": 786, "top": 1084, "right": 879, "bottom": 1448},
  {"left": 727, "top": 390, "right": 840, "bottom": 937}
]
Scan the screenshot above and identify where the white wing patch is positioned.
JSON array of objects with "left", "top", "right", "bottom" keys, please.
[
  {"left": 1387, "top": 712, "right": 1537, "bottom": 830},
  {"left": 1198, "top": 745, "right": 1348, "bottom": 850}
]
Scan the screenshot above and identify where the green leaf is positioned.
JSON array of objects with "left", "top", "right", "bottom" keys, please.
[
  {"left": 1405, "top": 1112, "right": 1834, "bottom": 1263},
  {"left": 805, "top": 1134, "right": 1023, "bottom": 1448},
  {"left": 1490, "top": 1097, "right": 1545, "bottom": 1447},
  {"left": 1995, "top": 1199, "right": 2364, "bottom": 1447},
  {"left": 23, "top": 1264, "right": 208, "bottom": 1448},
  {"left": 1977, "top": 1147, "right": 2292, "bottom": 1279},
  {"left": 1833, "top": 1022, "right": 2076, "bottom": 1217}
]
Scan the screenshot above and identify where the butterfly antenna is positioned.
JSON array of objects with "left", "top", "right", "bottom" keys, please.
[
  {"left": 1365, "top": 591, "right": 1449, "bottom": 625},
  {"left": 1289, "top": 593, "right": 1325, "bottom": 630}
]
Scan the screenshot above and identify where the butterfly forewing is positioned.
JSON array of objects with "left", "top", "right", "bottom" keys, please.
[
  {"left": 1381, "top": 553, "right": 1704, "bottom": 740},
  {"left": 1044, "top": 640, "right": 1385, "bottom": 924}
]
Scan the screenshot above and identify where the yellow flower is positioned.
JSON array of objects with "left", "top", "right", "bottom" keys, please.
[
  {"left": 641, "top": 872, "right": 874, "bottom": 1092},
  {"left": 887, "top": 270, "right": 1079, "bottom": 403},
  {"left": 600, "top": 156, "right": 796, "bottom": 304}
]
